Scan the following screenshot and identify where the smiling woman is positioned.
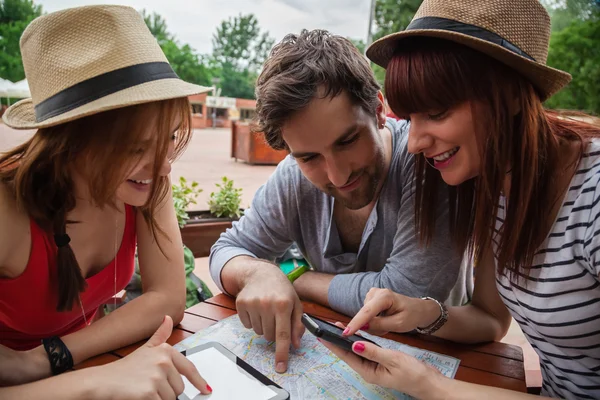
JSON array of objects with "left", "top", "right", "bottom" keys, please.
[
  {"left": 1, "top": 98, "right": 191, "bottom": 311},
  {"left": 0, "top": 4, "right": 213, "bottom": 398}
]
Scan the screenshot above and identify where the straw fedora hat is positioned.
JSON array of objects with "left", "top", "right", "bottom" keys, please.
[
  {"left": 366, "top": 0, "right": 572, "bottom": 101},
  {"left": 3, "top": 5, "right": 211, "bottom": 129}
]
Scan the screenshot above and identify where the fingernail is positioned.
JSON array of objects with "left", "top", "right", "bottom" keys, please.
[
  {"left": 361, "top": 323, "right": 370, "bottom": 330},
  {"left": 353, "top": 342, "right": 366, "bottom": 353},
  {"left": 206, "top": 384, "right": 213, "bottom": 393},
  {"left": 276, "top": 362, "right": 286, "bottom": 373},
  {"left": 316, "top": 338, "right": 322, "bottom": 342},
  {"left": 342, "top": 328, "right": 350, "bottom": 336}
]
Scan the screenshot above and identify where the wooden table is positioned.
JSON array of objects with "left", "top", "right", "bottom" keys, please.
[{"left": 75, "top": 294, "right": 527, "bottom": 394}]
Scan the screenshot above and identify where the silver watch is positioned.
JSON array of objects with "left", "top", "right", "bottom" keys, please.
[{"left": 415, "top": 297, "right": 448, "bottom": 335}]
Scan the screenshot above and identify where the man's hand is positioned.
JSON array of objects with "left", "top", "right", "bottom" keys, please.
[{"left": 235, "top": 261, "right": 305, "bottom": 373}]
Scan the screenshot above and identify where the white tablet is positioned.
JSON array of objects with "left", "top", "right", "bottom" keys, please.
[{"left": 178, "top": 342, "right": 289, "bottom": 400}]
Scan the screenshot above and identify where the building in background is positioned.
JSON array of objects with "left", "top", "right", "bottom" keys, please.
[{"left": 188, "top": 93, "right": 256, "bottom": 129}]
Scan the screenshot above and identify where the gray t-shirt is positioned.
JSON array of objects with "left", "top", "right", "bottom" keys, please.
[{"left": 210, "top": 118, "right": 466, "bottom": 316}]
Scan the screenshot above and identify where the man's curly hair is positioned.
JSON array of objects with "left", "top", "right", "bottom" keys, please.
[{"left": 254, "top": 29, "right": 381, "bottom": 150}]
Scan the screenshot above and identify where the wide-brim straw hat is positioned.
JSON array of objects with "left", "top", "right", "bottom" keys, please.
[
  {"left": 366, "top": 0, "right": 572, "bottom": 101},
  {"left": 3, "top": 5, "right": 211, "bottom": 129}
]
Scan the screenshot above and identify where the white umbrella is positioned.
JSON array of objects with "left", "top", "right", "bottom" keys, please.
[
  {"left": 5, "top": 79, "right": 31, "bottom": 99},
  {"left": 0, "top": 78, "right": 14, "bottom": 105},
  {"left": 0, "top": 78, "right": 14, "bottom": 106},
  {"left": 0, "top": 78, "right": 14, "bottom": 97}
]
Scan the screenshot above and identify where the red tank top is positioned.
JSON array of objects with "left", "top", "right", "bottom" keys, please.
[{"left": 0, "top": 205, "right": 136, "bottom": 350}]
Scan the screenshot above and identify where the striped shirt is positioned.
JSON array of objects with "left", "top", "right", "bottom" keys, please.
[{"left": 495, "top": 139, "right": 600, "bottom": 399}]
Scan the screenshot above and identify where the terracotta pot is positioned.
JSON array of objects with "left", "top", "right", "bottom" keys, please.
[
  {"left": 231, "top": 121, "right": 288, "bottom": 165},
  {"left": 180, "top": 210, "right": 239, "bottom": 258}
]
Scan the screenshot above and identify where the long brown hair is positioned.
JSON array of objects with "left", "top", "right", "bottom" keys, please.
[
  {"left": 0, "top": 98, "right": 192, "bottom": 311},
  {"left": 385, "top": 37, "right": 600, "bottom": 280}
]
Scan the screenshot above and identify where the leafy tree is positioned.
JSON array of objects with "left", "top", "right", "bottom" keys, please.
[
  {"left": 349, "top": 38, "right": 366, "bottom": 54},
  {"left": 0, "top": 0, "right": 43, "bottom": 82},
  {"left": 141, "top": 9, "right": 170, "bottom": 43},
  {"left": 545, "top": 17, "right": 600, "bottom": 114},
  {"left": 211, "top": 14, "right": 273, "bottom": 72},
  {"left": 370, "top": 0, "right": 423, "bottom": 87},
  {"left": 541, "top": 0, "right": 600, "bottom": 113},
  {"left": 217, "top": 62, "right": 256, "bottom": 100},
  {"left": 141, "top": 10, "right": 212, "bottom": 87},
  {"left": 542, "top": 0, "right": 599, "bottom": 31},
  {"left": 211, "top": 14, "right": 274, "bottom": 99},
  {"left": 373, "top": 0, "right": 422, "bottom": 41}
]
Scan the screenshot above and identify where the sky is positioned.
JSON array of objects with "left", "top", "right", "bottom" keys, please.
[{"left": 36, "top": 0, "right": 373, "bottom": 56}]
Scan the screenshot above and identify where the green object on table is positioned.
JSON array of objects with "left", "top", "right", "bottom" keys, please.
[{"left": 279, "top": 258, "right": 310, "bottom": 283}]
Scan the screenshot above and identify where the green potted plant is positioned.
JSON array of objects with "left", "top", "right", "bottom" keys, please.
[
  {"left": 172, "top": 176, "right": 203, "bottom": 228},
  {"left": 178, "top": 176, "right": 244, "bottom": 258}
]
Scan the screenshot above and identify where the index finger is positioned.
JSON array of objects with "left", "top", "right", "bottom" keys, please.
[
  {"left": 344, "top": 295, "right": 391, "bottom": 336},
  {"left": 171, "top": 348, "right": 211, "bottom": 395},
  {"left": 274, "top": 305, "right": 293, "bottom": 373}
]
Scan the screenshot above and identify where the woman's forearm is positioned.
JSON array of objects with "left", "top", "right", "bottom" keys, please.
[
  {"left": 0, "top": 369, "right": 96, "bottom": 400},
  {"left": 62, "top": 290, "right": 184, "bottom": 365},
  {"left": 430, "top": 303, "right": 510, "bottom": 343},
  {"left": 420, "top": 373, "right": 547, "bottom": 400}
]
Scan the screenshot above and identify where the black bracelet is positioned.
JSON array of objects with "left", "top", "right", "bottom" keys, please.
[{"left": 41, "top": 336, "right": 74, "bottom": 375}]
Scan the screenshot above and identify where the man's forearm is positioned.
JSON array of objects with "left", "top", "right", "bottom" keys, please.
[
  {"left": 293, "top": 271, "right": 333, "bottom": 306},
  {"left": 221, "top": 255, "right": 279, "bottom": 296}
]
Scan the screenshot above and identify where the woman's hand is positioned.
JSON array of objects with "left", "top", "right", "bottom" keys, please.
[
  {"left": 342, "top": 288, "right": 441, "bottom": 337},
  {"left": 94, "top": 315, "right": 212, "bottom": 400},
  {"left": 320, "top": 338, "right": 445, "bottom": 398}
]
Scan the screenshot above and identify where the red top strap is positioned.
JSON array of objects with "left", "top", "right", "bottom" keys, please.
[{"left": 0, "top": 206, "right": 137, "bottom": 350}]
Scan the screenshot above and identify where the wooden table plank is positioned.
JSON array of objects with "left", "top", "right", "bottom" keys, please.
[
  {"left": 205, "top": 294, "right": 236, "bottom": 309},
  {"left": 455, "top": 366, "right": 527, "bottom": 393},
  {"left": 186, "top": 302, "right": 237, "bottom": 321},
  {"left": 111, "top": 328, "right": 192, "bottom": 357},
  {"left": 73, "top": 353, "right": 121, "bottom": 370},
  {"left": 179, "top": 312, "right": 217, "bottom": 334}
]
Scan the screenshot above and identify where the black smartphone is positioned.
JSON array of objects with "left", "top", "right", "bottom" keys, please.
[{"left": 301, "top": 313, "right": 380, "bottom": 354}]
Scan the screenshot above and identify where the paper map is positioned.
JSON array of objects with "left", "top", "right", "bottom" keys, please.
[{"left": 175, "top": 315, "right": 460, "bottom": 399}]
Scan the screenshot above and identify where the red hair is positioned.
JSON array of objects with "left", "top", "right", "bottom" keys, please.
[{"left": 0, "top": 98, "right": 192, "bottom": 311}]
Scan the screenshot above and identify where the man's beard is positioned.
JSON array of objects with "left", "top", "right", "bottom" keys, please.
[{"left": 326, "top": 154, "right": 386, "bottom": 210}]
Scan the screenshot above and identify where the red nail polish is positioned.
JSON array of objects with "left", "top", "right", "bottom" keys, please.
[
  {"left": 342, "top": 328, "right": 350, "bottom": 335},
  {"left": 207, "top": 384, "right": 213, "bottom": 393},
  {"left": 354, "top": 342, "right": 366, "bottom": 353},
  {"left": 361, "top": 323, "right": 369, "bottom": 330}
]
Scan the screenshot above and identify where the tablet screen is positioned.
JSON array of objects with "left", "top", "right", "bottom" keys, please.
[{"left": 181, "top": 346, "right": 278, "bottom": 400}]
